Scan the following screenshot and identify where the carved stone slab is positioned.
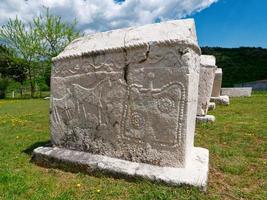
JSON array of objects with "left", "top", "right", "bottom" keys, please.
[
  {"left": 210, "top": 95, "right": 230, "bottom": 106},
  {"left": 211, "top": 68, "right": 223, "bottom": 97},
  {"left": 208, "top": 102, "right": 216, "bottom": 111},
  {"left": 197, "top": 55, "right": 217, "bottom": 116},
  {"left": 221, "top": 87, "right": 252, "bottom": 97},
  {"left": 210, "top": 68, "right": 230, "bottom": 105},
  {"left": 196, "top": 115, "right": 215, "bottom": 123},
  {"left": 33, "top": 146, "right": 209, "bottom": 191},
  {"left": 49, "top": 19, "right": 203, "bottom": 169}
]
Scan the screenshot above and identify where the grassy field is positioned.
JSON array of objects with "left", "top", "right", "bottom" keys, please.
[
  {"left": 0, "top": 92, "right": 266, "bottom": 200},
  {"left": 4, "top": 91, "right": 50, "bottom": 99}
]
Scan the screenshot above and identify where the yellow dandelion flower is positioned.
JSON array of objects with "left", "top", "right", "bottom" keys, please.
[
  {"left": 76, "top": 183, "right": 81, "bottom": 187},
  {"left": 97, "top": 189, "right": 101, "bottom": 193}
]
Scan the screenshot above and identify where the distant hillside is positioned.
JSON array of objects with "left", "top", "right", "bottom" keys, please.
[{"left": 201, "top": 47, "right": 267, "bottom": 87}]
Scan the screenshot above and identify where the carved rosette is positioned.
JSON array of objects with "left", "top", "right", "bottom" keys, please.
[
  {"left": 121, "top": 81, "right": 185, "bottom": 147},
  {"left": 157, "top": 97, "right": 175, "bottom": 113}
]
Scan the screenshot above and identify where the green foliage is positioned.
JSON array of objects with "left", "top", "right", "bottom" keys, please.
[
  {"left": 0, "top": 45, "right": 11, "bottom": 69},
  {"left": 34, "top": 8, "right": 82, "bottom": 58},
  {"left": 0, "top": 17, "right": 44, "bottom": 97},
  {"left": 0, "top": 9, "right": 81, "bottom": 97},
  {"left": 201, "top": 47, "right": 267, "bottom": 87},
  {"left": 0, "top": 55, "right": 28, "bottom": 84},
  {"left": 0, "top": 17, "right": 42, "bottom": 62},
  {"left": 0, "top": 93, "right": 266, "bottom": 199},
  {"left": 0, "top": 78, "right": 8, "bottom": 98}
]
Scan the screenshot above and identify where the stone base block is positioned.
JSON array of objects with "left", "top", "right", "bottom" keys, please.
[
  {"left": 221, "top": 87, "right": 252, "bottom": 97},
  {"left": 32, "top": 146, "right": 209, "bottom": 191},
  {"left": 208, "top": 102, "right": 216, "bottom": 111},
  {"left": 210, "top": 95, "right": 230, "bottom": 105},
  {"left": 196, "top": 115, "right": 215, "bottom": 123}
]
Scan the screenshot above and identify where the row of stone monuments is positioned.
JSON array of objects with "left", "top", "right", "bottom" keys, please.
[
  {"left": 196, "top": 57, "right": 229, "bottom": 123},
  {"left": 33, "top": 19, "right": 230, "bottom": 191}
]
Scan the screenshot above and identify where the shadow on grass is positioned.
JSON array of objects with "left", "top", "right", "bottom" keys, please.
[{"left": 22, "top": 140, "right": 51, "bottom": 155}]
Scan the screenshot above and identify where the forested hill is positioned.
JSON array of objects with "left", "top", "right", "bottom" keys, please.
[{"left": 201, "top": 47, "right": 267, "bottom": 87}]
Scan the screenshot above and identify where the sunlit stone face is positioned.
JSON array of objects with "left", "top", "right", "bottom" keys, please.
[
  {"left": 50, "top": 19, "right": 201, "bottom": 167},
  {"left": 197, "top": 55, "right": 217, "bottom": 116}
]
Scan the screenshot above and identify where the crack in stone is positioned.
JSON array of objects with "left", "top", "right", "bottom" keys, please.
[
  {"left": 123, "top": 30, "right": 130, "bottom": 84},
  {"left": 123, "top": 56, "right": 129, "bottom": 84},
  {"left": 138, "top": 43, "right": 150, "bottom": 63},
  {"left": 123, "top": 48, "right": 129, "bottom": 84}
]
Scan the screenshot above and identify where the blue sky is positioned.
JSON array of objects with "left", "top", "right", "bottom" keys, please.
[
  {"left": 0, "top": 0, "right": 266, "bottom": 48},
  {"left": 191, "top": 0, "right": 267, "bottom": 47}
]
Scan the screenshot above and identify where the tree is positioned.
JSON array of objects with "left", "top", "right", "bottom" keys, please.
[
  {"left": 0, "top": 9, "right": 81, "bottom": 97},
  {"left": 33, "top": 8, "right": 82, "bottom": 90},
  {"left": 0, "top": 45, "right": 10, "bottom": 74},
  {"left": 34, "top": 8, "right": 81, "bottom": 59},
  {"left": 201, "top": 47, "right": 267, "bottom": 86},
  {"left": 0, "top": 17, "right": 42, "bottom": 97},
  {"left": 0, "top": 45, "right": 27, "bottom": 97}
]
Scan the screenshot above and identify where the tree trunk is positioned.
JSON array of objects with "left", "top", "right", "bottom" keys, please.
[
  {"left": 28, "top": 66, "right": 35, "bottom": 98},
  {"left": 20, "top": 85, "right": 23, "bottom": 98},
  {"left": 30, "top": 81, "right": 35, "bottom": 98},
  {"left": 0, "top": 90, "right": 5, "bottom": 99}
]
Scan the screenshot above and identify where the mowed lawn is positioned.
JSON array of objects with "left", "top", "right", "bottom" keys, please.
[{"left": 0, "top": 92, "right": 266, "bottom": 200}]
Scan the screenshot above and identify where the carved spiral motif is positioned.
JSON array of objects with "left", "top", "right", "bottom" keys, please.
[
  {"left": 131, "top": 112, "right": 145, "bottom": 129},
  {"left": 157, "top": 97, "right": 175, "bottom": 113}
]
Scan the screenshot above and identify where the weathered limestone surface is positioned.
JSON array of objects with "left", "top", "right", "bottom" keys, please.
[
  {"left": 211, "top": 68, "right": 230, "bottom": 105},
  {"left": 210, "top": 95, "right": 230, "bottom": 105},
  {"left": 197, "top": 55, "right": 217, "bottom": 116},
  {"left": 211, "top": 68, "right": 222, "bottom": 97},
  {"left": 33, "top": 146, "right": 209, "bottom": 191},
  {"left": 196, "top": 115, "right": 215, "bottom": 123},
  {"left": 221, "top": 87, "right": 252, "bottom": 97},
  {"left": 34, "top": 19, "right": 209, "bottom": 189},
  {"left": 208, "top": 102, "right": 216, "bottom": 111},
  {"left": 50, "top": 19, "right": 202, "bottom": 168}
]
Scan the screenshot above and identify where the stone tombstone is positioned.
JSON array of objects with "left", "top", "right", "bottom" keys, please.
[
  {"left": 197, "top": 55, "right": 217, "bottom": 116},
  {"left": 210, "top": 68, "right": 230, "bottom": 105},
  {"left": 211, "top": 68, "right": 222, "bottom": 97},
  {"left": 221, "top": 87, "right": 252, "bottom": 97},
  {"left": 208, "top": 102, "right": 216, "bottom": 111},
  {"left": 33, "top": 19, "right": 209, "bottom": 189}
]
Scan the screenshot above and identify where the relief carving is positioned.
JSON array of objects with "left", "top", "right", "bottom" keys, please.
[
  {"left": 121, "top": 71, "right": 186, "bottom": 146},
  {"left": 52, "top": 68, "right": 186, "bottom": 148},
  {"left": 52, "top": 88, "right": 74, "bottom": 126}
]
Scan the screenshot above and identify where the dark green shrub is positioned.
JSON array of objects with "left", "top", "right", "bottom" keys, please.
[{"left": 0, "top": 79, "right": 8, "bottom": 99}]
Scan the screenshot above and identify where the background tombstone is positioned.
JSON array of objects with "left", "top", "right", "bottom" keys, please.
[
  {"left": 32, "top": 19, "right": 209, "bottom": 190},
  {"left": 208, "top": 102, "right": 216, "bottom": 111},
  {"left": 196, "top": 55, "right": 217, "bottom": 123},
  {"left": 210, "top": 68, "right": 230, "bottom": 105},
  {"left": 221, "top": 87, "right": 252, "bottom": 97},
  {"left": 211, "top": 68, "right": 222, "bottom": 97}
]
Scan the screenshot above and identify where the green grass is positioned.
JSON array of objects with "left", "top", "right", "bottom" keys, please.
[
  {"left": 4, "top": 91, "right": 50, "bottom": 99},
  {"left": 0, "top": 92, "right": 266, "bottom": 200}
]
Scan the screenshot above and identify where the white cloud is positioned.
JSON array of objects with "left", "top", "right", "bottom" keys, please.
[{"left": 0, "top": 0, "right": 218, "bottom": 33}]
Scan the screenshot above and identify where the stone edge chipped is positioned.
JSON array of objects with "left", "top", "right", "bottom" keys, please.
[
  {"left": 32, "top": 146, "right": 209, "bottom": 191},
  {"left": 52, "top": 39, "right": 201, "bottom": 62}
]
